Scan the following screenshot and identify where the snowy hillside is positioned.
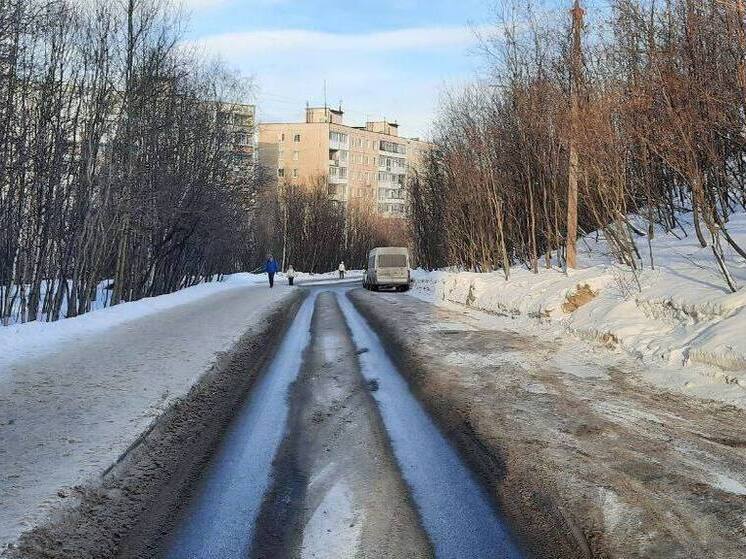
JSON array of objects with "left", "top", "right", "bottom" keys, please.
[{"left": 412, "top": 211, "right": 746, "bottom": 407}]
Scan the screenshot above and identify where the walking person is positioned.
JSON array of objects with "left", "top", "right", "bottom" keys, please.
[
  {"left": 287, "top": 265, "right": 295, "bottom": 286},
  {"left": 265, "top": 255, "right": 279, "bottom": 288},
  {"left": 338, "top": 261, "right": 346, "bottom": 280}
]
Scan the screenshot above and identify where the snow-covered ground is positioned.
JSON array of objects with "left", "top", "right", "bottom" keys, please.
[
  {"left": 0, "top": 269, "right": 360, "bottom": 326},
  {"left": 292, "top": 270, "right": 363, "bottom": 287},
  {"left": 411, "top": 211, "right": 746, "bottom": 408},
  {"left": 0, "top": 273, "right": 264, "bottom": 374},
  {"left": 0, "top": 271, "right": 360, "bottom": 375},
  {"left": 0, "top": 279, "right": 296, "bottom": 550}
]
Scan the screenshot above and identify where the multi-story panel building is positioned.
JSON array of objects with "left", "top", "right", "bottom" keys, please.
[
  {"left": 219, "top": 102, "right": 256, "bottom": 159},
  {"left": 258, "top": 106, "right": 430, "bottom": 216}
]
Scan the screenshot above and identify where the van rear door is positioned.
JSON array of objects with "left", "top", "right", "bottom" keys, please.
[{"left": 377, "top": 253, "right": 408, "bottom": 284}]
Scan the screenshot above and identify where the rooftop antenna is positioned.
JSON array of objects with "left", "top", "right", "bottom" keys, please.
[{"left": 323, "top": 80, "right": 327, "bottom": 111}]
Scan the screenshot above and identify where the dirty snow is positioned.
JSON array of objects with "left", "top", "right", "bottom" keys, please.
[
  {"left": 712, "top": 473, "right": 746, "bottom": 496},
  {"left": 300, "top": 480, "right": 361, "bottom": 559},
  {"left": 411, "top": 211, "right": 746, "bottom": 408},
  {"left": 0, "top": 283, "right": 294, "bottom": 551}
]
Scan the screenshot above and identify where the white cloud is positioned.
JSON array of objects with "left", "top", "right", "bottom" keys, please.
[
  {"left": 195, "top": 25, "right": 483, "bottom": 57},
  {"left": 177, "top": 0, "right": 230, "bottom": 10},
  {"left": 187, "top": 24, "right": 485, "bottom": 138}
]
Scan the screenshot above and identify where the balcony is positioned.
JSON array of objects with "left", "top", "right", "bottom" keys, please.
[
  {"left": 329, "top": 138, "right": 348, "bottom": 151},
  {"left": 378, "top": 157, "right": 407, "bottom": 173},
  {"left": 379, "top": 165, "right": 406, "bottom": 175}
]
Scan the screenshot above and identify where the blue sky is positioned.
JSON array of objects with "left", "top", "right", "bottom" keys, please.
[{"left": 182, "top": 0, "right": 497, "bottom": 138}]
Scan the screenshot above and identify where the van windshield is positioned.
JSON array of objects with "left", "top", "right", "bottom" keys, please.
[{"left": 377, "top": 254, "right": 407, "bottom": 268}]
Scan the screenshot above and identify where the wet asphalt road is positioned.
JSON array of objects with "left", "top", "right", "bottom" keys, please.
[{"left": 162, "top": 284, "right": 522, "bottom": 559}]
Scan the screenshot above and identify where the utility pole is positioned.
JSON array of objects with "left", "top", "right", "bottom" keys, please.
[
  {"left": 566, "top": 0, "right": 584, "bottom": 270},
  {"left": 280, "top": 182, "right": 288, "bottom": 272}
]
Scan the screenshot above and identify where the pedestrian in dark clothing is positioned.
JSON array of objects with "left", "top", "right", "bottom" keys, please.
[{"left": 265, "top": 255, "right": 279, "bottom": 288}]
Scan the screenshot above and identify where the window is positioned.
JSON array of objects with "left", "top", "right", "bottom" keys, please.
[
  {"left": 293, "top": 134, "right": 301, "bottom": 142},
  {"left": 380, "top": 140, "right": 406, "bottom": 154},
  {"left": 293, "top": 169, "right": 299, "bottom": 178},
  {"left": 293, "top": 150, "right": 299, "bottom": 161},
  {"left": 280, "top": 133, "right": 285, "bottom": 142},
  {"left": 364, "top": 156, "right": 368, "bottom": 165},
  {"left": 330, "top": 131, "right": 348, "bottom": 144},
  {"left": 340, "top": 150, "right": 348, "bottom": 162},
  {"left": 233, "top": 113, "right": 252, "bottom": 127},
  {"left": 278, "top": 168, "right": 285, "bottom": 177},
  {"left": 235, "top": 132, "right": 249, "bottom": 146},
  {"left": 378, "top": 253, "right": 407, "bottom": 267}
]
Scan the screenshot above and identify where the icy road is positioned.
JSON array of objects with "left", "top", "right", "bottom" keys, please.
[{"left": 161, "top": 286, "right": 521, "bottom": 559}]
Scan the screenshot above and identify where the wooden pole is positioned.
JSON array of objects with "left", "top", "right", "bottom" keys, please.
[{"left": 566, "top": 0, "right": 584, "bottom": 270}]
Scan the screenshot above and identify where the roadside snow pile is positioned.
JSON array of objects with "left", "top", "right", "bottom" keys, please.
[
  {"left": 289, "top": 269, "right": 363, "bottom": 283},
  {"left": 0, "top": 270, "right": 359, "bottom": 374},
  {"left": 411, "top": 211, "right": 746, "bottom": 403},
  {"left": 0, "top": 273, "right": 268, "bottom": 374},
  {"left": 0, "top": 283, "right": 293, "bottom": 551}
]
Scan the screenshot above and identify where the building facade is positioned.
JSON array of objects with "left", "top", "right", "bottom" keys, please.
[
  {"left": 219, "top": 102, "right": 256, "bottom": 159},
  {"left": 258, "top": 107, "right": 430, "bottom": 216}
]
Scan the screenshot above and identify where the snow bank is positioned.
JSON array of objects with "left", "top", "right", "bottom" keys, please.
[
  {"left": 0, "top": 270, "right": 362, "bottom": 375},
  {"left": 411, "top": 211, "right": 746, "bottom": 407},
  {"left": 0, "top": 274, "right": 268, "bottom": 375},
  {"left": 292, "top": 270, "right": 363, "bottom": 284},
  {"left": 0, "top": 283, "right": 294, "bottom": 550}
]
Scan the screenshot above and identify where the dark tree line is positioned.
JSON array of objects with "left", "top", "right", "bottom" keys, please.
[
  {"left": 0, "top": 0, "right": 264, "bottom": 324},
  {"left": 408, "top": 0, "right": 746, "bottom": 293},
  {"left": 254, "top": 177, "right": 407, "bottom": 273}
]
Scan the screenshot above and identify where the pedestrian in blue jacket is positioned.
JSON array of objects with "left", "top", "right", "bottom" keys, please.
[{"left": 265, "top": 255, "right": 279, "bottom": 288}]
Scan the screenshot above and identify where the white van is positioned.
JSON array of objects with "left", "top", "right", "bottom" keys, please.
[{"left": 363, "top": 247, "right": 411, "bottom": 292}]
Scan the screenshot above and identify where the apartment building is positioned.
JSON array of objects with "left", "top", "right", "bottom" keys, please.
[
  {"left": 219, "top": 102, "right": 256, "bottom": 158},
  {"left": 258, "top": 106, "right": 430, "bottom": 216}
]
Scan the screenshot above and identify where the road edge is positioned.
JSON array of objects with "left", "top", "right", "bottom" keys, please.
[
  {"left": 347, "top": 288, "right": 599, "bottom": 559},
  {"left": 4, "top": 289, "right": 306, "bottom": 559}
]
